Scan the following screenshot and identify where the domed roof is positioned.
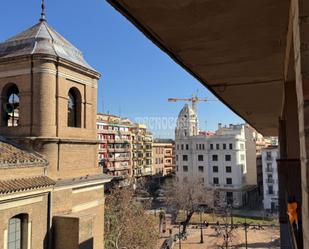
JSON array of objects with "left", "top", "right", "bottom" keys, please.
[
  {"left": 0, "top": 20, "right": 97, "bottom": 73},
  {"left": 178, "top": 104, "right": 196, "bottom": 118}
]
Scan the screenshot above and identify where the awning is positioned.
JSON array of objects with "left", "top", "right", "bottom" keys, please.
[{"left": 107, "top": 0, "right": 290, "bottom": 135}]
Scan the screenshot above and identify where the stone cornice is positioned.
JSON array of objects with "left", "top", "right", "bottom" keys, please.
[
  {"left": 0, "top": 54, "right": 100, "bottom": 80},
  {"left": 0, "top": 65, "right": 98, "bottom": 88}
]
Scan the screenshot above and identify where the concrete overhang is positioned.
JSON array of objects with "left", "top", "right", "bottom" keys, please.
[{"left": 107, "top": 0, "right": 290, "bottom": 136}]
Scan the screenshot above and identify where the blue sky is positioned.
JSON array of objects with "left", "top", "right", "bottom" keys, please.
[{"left": 0, "top": 0, "right": 243, "bottom": 138}]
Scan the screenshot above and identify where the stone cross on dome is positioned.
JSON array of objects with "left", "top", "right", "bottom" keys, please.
[{"left": 40, "top": 0, "right": 46, "bottom": 22}]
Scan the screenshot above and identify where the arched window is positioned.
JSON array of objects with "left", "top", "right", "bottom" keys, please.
[
  {"left": 8, "top": 214, "right": 28, "bottom": 249},
  {"left": 67, "top": 88, "right": 81, "bottom": 127},
  {"left": 2, "top": 84, "right": 19, "bottom": 127}
]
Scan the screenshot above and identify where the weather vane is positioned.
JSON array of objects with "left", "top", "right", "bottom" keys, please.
[{"left": 40, "top": 0, "right": 46, "bottom": 22}]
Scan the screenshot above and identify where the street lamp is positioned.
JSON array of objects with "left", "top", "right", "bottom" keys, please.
[
  {"left": 243, "top": 218, "right": 249, "bottom": 249},
  {"left": 199, "top": 210, "right": 204, "bottom": 243},
  {"left": 197, "top": 204, "right": 209, "bottom": 244},
  {"left": 178, "top": 223, "right": 182, "bottom": 249}
]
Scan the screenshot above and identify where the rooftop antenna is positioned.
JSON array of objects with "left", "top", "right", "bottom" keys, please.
[{"left": 40, "top": 0, "right": 46, "bottom": 22}]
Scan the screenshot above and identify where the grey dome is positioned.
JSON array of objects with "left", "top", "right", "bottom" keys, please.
[{"left": 0, "top": 21, "right": 97, "bottom": 72}]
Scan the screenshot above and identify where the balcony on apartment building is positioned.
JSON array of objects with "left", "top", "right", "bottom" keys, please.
[
  {"left": 100, "top": 129, "right": 117, "bottom": 134},
  {"left": 266, "top": 178, "right": 275, "bottom": 184},
  {"left": 119, "top": 130, "right": 131, "bottom": 135},
  {"left": 114, "top": 139, "right": 130, "bottom": 143},
  {"left": 98, "top": 147, "right": 107, "bottom": 152},
  {"left": 133, "top": 145, "right": 143, "bottom": 150},
  {"left": 144, "top": 146, "right": 152, "bottom": 151},
  {"left": 108, "top": 147, "right": 130, "bottom": 153},
  {"left": 114, "top": 147, "right": 130, "bottom": 152},
  {"left": 133, "top": 162, "right": 143, "bottom": 167},
  {"left": 107, "top": 138, "right": 115, "bottom": 143},
  {"left": 223, "top": 184, "right": 235, "bottom": 188},
  {"left": 134, "top": 138, "right": 143, "bottom": 144},
  {"left": 266, "top": 155, "right": 273, "bottom": 161},
  {"left": 265, "top": 167, "right": 274, "bottom": 173},
  {"left": 145, "top": 154, "right": 152, "bottom": 159},
  {"left": 266, "top": 190, "right": 278, "bottom": 196},
  {"left": 114, "top": 165, "right": 130, "bottom": 171},
  {"left": 108, "top": 157, "right": 130, "bottom": 162}
]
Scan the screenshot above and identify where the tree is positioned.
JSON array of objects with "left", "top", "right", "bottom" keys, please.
[
  {"left": 164, "top": 179, "right": 215, "bottom": 234},
  {"left": 213, "top": 194, "right": 241, "bottom": 249},
  {"left": 104, "top": 187, "right": 159, "bottom": 249}
]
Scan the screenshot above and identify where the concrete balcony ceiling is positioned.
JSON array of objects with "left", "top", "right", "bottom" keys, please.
[{"left": 107, "top": 0, "right": 290, "bottom": 136}]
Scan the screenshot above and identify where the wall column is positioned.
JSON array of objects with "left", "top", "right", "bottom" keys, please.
[{"left": 292, "top": 0, "right": 309, "bottom": 247}]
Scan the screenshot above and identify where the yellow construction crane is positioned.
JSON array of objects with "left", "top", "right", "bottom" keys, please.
[{"left": 168, "top": 94, "right": 217, "bottom": 113}]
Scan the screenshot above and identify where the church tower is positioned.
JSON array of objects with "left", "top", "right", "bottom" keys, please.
[
  {"left": 0, "top": 3, "right": 101, "bottom": 180},
  {"left": 175, "top": 104, "right": 199, "bottom": 139},
  {"left": 0, "top": 3, "right": 110, "bottom": 249}
]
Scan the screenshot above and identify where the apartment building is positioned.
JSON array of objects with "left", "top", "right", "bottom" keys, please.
[
  {"left": 256, "top": 154, "right": 263, "bottom": 196},
  {"left": 262, "top": 146, "right": 279, "bottom": 211},
  {"left": 175, "top": 104, "right": 257, "bottom": 207},
  {"left": 97, "top": 113, "right": 132, "bottom": 177},
  {"left": 131, "top": 124, "right": 153, "bottom": 176},
  {"left": 152, "top": 139, "right": 175, "bottom": 176}
]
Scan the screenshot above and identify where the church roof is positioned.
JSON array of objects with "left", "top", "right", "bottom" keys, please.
[
  {"left": 0, "top": 176, "right": 55, "bottom": 194},
  {"left": 0, "top": 136, "right": 48, "bottom": 168},
  {"left": 0, "top": 20, "right": 97, "bottom": 73}
]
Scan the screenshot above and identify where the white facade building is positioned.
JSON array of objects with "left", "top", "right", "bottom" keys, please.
[
  {"left": 262, "top": 146, "right": 279, "bottom": 211},
  {"left": 175, "top": 104, "right": 257, "bottom": 207}
]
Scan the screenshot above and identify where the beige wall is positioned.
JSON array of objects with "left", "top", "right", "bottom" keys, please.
[
  {"left": 0, "top": 56, "right": 101, "bottom": 181},
  {"left": 53, "top": 184, "right": 105, "bottom": 249},
  {"left": 0, "top": 193, "right": 49, "bottom": 249},
  {"left": 0, "top": 49, "right": 106, "bottom": 249},
  {"left": 152, "top": 144, "right": 164, "bottom": 175}
]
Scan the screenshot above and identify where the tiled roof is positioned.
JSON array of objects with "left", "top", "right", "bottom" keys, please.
[
  {"left": 0, "top": 176, "right": 55, "bottom": 194},
  {"left": 0, "top": 21, "right": 97, "bottom": 73},
  {"left": 0, "top": 136, "right": 48, "bottom": 168}
]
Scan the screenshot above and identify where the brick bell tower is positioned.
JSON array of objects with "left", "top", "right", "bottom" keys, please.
[
  {"left": 0, "top": 2, "right": 102, "bottom": 180},
  {"left": 0, "top": 2, "right": 111, "bottom": 249}
]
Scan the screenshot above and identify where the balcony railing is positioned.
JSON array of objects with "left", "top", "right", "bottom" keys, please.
[
  {"left": 266, "top": 178, "right": 275, "bottom": 184},
  {"left": 108, "top": 157, "right": 130, "bottom": 162},
  {"left": 114, "top": 139, "right": 130, "bottom": 143},
  {"left": 102, "top": 129, "right": 117, "bottom": 134},
  {"left": 266, "top": 156, "right": 273, "bottom": 161},
  {"left": 265, "top": 167, "right": 273, "bottom": 173},
  {"left": 266, "top": 191, "right": 277, "bottom": 195},
  {"left": 114, "top": 148, "right": 130, "bottom": 152},
  {"left": 224, "top": 184, "right": 234, "bottom": 188},
  {"left": 114, "top": 165, "right": 130, "bottom": 170}
]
